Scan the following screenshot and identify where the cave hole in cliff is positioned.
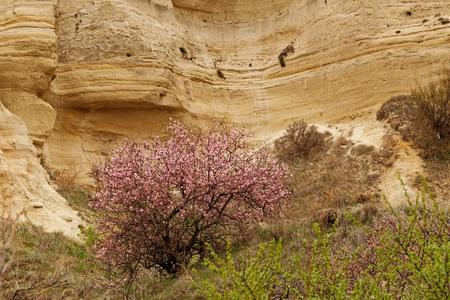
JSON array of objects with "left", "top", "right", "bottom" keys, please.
[
  {"left": 179, "top": 47, "right": 189, "bottom": 59},
  {"left": 439, "top": 17, "right": 450, "bottom": 25}
]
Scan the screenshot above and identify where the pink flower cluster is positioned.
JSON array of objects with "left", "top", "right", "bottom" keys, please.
[{"left": 91, "top": 121, "right": 291, "bottom": 274}]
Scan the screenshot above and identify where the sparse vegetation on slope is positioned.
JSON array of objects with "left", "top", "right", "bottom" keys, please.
[
  {"left": 377, "top": 70, "right": 450, "bottom": 200},
  {"left": 0, "top": 220, "right": 201, "bottom": 299},
  {"left": 272, "top": 121, "right": 394, "bottom": 233},
  {"left": 197, "top": 186, "right": 450, "bottom": 299},
  {"left": 0, "top": 222, "right": 110, "bottom": 299},
  {"left": 2, "top": 84, "right": 449, "bottom": 299},
  {"left": 377, "top": 70, "right": 450, "bottom": 157}
]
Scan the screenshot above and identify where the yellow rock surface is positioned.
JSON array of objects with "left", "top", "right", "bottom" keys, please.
[
  {"left": 0, "top": 103, "right": 82, "bottom": 240},
  {"left": 0, "top": 0, "right": 449, "bottom": 236},
  {"left": 44, "top": 0, "right": 450, "bottom": 185}
]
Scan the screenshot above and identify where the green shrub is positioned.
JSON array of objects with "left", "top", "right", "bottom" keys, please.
[
  {"left": 196, "top": 240, "right": 295, "bottom": 300},
  {"left": 370, "top": 184, "right": 450, "bottom": 299},
  {"left": 290, "top": 223, "right": 354, "bottom": 299}
]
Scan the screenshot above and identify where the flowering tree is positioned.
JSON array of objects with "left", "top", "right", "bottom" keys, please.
[{"left": 91, "top": 121, "right": 291, "bottom": 275}]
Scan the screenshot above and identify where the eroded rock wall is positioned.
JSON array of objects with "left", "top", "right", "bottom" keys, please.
[
  {"left": 0, "top": 103, "right": 82, "bottom": 240},
  {"left": 0, "top": 0, "right": 81, "bottom": 238},
  {"left": 44, "top": 0, "right": 450, "bottom": 184},
  {"left": 0, "top": 0, "right": 449, "bottom": 235}
]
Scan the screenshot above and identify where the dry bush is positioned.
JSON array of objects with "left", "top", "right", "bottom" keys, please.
[
  {"left": 377, "top": 72, "right": 450, "bottom": 157},
  {"left": 50, "top": 163, "right": 83, "bottom": 190},
  {"left": 274, "top": 120, "right": 332, "bottom": 162},
  {"left": 411, "top": 70, "right": 450, "bottom": 140},
  {"left": 377, "top": 74, "right": 450, "bottom": 205},
  {"left": 289, "top": 147, "right": 381, "bottom": 220},
  {"left": 0, "top": 218, "right": 15, "bottom": 287},
  {"left": 377, "top": 96, "right": 444, "bottom": 156},
  {"left": 377, "top": 95, "right": 423, "bottom": 138},
  {"left": 274, "top": 121, "right": 380, "bottom": 229}
]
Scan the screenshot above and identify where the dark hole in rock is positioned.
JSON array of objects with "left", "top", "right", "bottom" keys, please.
[{"left": 439, "top": 17, "right": 450, "bottom": 25}]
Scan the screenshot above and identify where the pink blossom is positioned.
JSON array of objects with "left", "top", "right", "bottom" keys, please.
[{"left": 91, "top": 121, "right": 291, "bottom": 274}]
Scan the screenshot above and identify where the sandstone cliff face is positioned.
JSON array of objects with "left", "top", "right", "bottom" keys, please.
[
  {"left": 0, "top": 0, "right": 57, "bottom": 147},
  {"left": 0, "top": 103, "right": 82, "bottom": 240},
  {"left": 0, "top": 0, "right": 449, "bottom": 236},
  {"left": 44, "top": 0, "right": 450, "bottom": 185},
  {"left": 0, "top": 0, "right": 82, "bottom": 238}
]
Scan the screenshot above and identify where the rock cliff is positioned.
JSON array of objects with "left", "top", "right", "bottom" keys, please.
[
  {"left": 0, "top": 0, "right": 449, "bottom": 237},
  {"left": 0, "top": 102, "right": 82, "bottom": 240}
]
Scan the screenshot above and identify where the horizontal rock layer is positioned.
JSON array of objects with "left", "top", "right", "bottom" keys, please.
[
  {"left": 0, "top": 103, "right": 82, "bottom": 240},
  {"left": 0, "top": 0, "right": 81, "bottom": 238},
  {"left": 44, "top": 0, "right": 450, "bottom": 184},
  {"left": 0, "top": 0, "right": 57, "bottom": 93},
  {"left": 0, "top": 0, "right": 449, "bottom": 235}
]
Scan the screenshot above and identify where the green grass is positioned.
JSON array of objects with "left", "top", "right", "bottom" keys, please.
[
  {"left": 57, "top": 187, "right": 95, "bottom": 222},
  {"left": 0, "top": 220, "right": 206, "bottom": 299},
  {"left": 1, "top": 223, "right": 110, "bottom": 299}
]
